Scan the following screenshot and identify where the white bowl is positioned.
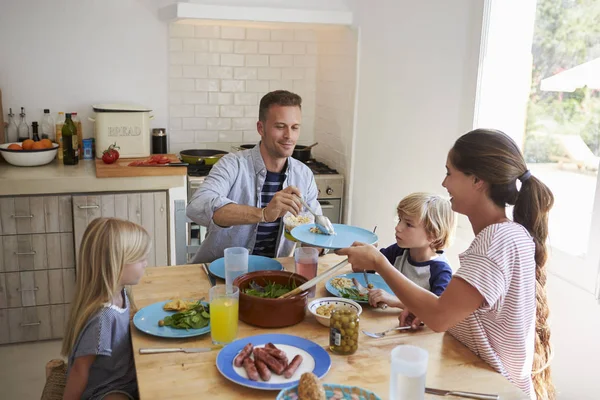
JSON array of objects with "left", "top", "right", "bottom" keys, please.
[
  {"left": 0, "top": 142, "right": 59, "bottom": 167},
  {"left": 308, "top": 297, "right": 362, "bottom": 327}
]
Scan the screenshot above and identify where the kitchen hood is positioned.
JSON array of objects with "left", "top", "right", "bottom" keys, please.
[{"left": 158, "top": 2, "right": 353, "bottom": 25}]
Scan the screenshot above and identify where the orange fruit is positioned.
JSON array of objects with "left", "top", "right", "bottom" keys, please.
[
  {"left": 7, "top": 144, "right": 22, "bottom": 150},
  {"left": 22, "top": 139, "right": 34, "bottom": 150},
  {"left": 32, "top": 141, "right": 45, "bottom": 150},
  {"left": 40, "top": 139, "right": 53, "bottom": 149}
]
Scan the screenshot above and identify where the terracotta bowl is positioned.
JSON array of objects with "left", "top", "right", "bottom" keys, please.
[{"left": 233, "top": 270, "right": 309, "bottom": 328}]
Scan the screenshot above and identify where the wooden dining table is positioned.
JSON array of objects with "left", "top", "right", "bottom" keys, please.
[{"left": 131, "top": 254, "right": 527, "bottom": 399}]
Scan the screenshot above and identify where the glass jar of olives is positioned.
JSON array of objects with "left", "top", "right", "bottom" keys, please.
[{"left": 329, "top": 306, "right": 359, "bottom": 355}]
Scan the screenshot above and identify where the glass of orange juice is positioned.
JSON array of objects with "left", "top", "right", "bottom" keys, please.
[{"left": 210, "top": 285, "right": 239, "bottom": 345}]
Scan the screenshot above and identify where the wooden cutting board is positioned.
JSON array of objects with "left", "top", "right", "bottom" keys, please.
[{"left": 95, "top": 154, "right": 187, "bottom": 178}]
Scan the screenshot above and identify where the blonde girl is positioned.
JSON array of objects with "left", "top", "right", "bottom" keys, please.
[
  {"left": 338, "top": 129, "right": 554, "bottom": 399},
  {"left": 62, "top": 218, "right": 151, "bottom": 400}
]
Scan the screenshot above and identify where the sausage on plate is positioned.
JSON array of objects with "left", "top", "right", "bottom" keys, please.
[
  {"left": 264, "top": 347, "right": 288, "bottom": 366},
  {"left": 234, "top": 343, "right": 253, "bottom": 367},
  {"left": 254, "top": 358, "right": 271, "bottom": 381},
  {"left": 283, "top": 355, "right": 303, "bottom": 379},
  {"left": 254, "top": 347, "right": 286, "bottom": 375},
  {"left": 242, "top": 357, "right": 260, "bottom": 381}
]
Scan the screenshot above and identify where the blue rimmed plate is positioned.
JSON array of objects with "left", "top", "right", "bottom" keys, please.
[
  {"left": 216, "top": 333, "right": 331, "bottom": 391},
  {"left": 277, "top": 383, "right": 382, "bottom": 400},
  {"left": 133, "top": 300, "right": 210, "bottom": 338},
  {"left": 290, "top": 224, "right": 378, "bottom": 249},
  {"left": 326, "top": 273, "right": 393, "bottom": 304},
  {"left": 208, "top": 255, "right": 284, "bottom": 280}
]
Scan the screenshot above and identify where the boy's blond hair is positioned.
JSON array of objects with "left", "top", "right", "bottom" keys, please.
[{"left": 396, "top": 192, "right": 456, "bottom": 251}]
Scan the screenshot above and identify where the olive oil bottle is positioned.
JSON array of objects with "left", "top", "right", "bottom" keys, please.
[{"left": 62, "top": 113, "right": 79, "bottom": 165}]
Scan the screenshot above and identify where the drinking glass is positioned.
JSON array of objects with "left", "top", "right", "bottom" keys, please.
[
  {"left": 209, "top": 284, "right": 239, "bottom": 345},
  {"left": 294, "top": 247, "right": 319, "bottom": 297}
]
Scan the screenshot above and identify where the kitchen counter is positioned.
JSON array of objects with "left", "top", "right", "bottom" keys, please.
[{"left": 0, "top": 159, "right": 186, "bottom": 196}]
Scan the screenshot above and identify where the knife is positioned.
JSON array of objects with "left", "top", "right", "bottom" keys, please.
[
  {"left": 139, "top": 346, "right": 220, "bottom": 354},
  {"left": 425, "top": 387, "right": 499, "bottom": 400},
  {"left": 202, "top": 263, "right": 216, "bottom": 287},
  {"left": 358, "top": 273, "right": 388, "bottom": 309},
  {"left": 132, "top": 162, "right": 189, "bottom": 167}
]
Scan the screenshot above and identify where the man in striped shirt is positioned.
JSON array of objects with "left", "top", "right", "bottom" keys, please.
[{"left": 188, "top": 90, "right": 322, "bottom": 262}]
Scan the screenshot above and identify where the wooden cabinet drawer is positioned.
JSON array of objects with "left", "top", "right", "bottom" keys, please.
[
  {"left": 1, "top": 269, "right": 75, "bottom": 309},
  {"left": 7, "top": 306, "right": 53, "bottom": 343},
  {"left": 0, "top": 233, "right": 74, "bottom": 272},
  {"left": 0, "top": 196, "right": 73, "bottom": 235}
]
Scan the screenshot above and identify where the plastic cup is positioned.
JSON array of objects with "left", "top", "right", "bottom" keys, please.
[
  {"left": 389, "top": 345, "right": 428, "bottom": 400},
  {"left": 224, "top": 247, "right": 248, "bottom": 292},
  {"left": 294, "top": 247, "right": 319, "bottom": 297}
]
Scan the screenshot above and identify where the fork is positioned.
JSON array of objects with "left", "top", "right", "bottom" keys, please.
[
  {"left": 362, "top": 323, "right": 423, "bottom": 338},
  {"left": 362, "top": 271, "right": 388, "bottom": 309}
]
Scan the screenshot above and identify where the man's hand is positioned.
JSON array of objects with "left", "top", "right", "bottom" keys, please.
[{"left": 263, "top": 186, "right": 303, "bottom": 222}]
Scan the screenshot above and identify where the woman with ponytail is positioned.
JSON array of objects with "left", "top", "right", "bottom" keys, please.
[{"left": 337, "top": 129, "right": 554, "bottom": 399}]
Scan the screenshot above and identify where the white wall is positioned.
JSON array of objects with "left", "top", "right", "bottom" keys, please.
[
  {"left": 349, "top": 0, "right": 484, "bottom": 265},
  {"left": 0, "top": 0, "right": 168, "bottom": 141}
]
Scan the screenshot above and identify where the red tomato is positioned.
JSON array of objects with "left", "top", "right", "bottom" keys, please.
[{"left": 102, "top": 151, "right": 117, "bottom": 164}]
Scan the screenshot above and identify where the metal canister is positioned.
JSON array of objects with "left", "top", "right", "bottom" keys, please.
[{"left": 152, "top": 128, "right": 167, "bottom": 154}]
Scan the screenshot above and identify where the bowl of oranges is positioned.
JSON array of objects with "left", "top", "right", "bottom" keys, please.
[{"left": 0, "top": 139, "right": 59, "bottom": 167}]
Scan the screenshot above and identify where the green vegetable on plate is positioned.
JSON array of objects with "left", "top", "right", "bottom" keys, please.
[{"left": 158, "top": 301, "right": 210, "bottom": 329}]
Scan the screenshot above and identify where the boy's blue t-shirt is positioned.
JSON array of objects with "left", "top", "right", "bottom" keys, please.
[{"left": 380, "top": 244, "right": 452, "bottom": 296}]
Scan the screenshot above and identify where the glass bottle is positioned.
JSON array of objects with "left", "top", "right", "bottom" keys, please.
[
  {"left": 6, "top": 108, "right": 18, "bottom": 143},
  {"left": 41, "top": 109, "right": 55, "bottom": 140},
  {"left": 329, "top": 307, "right": 359, "bottom": 355},
  {"left": 31, "top": 122, "right": 41, "bottom": 141},
  {"left": 62, "top": 113, "right": 79, "bottom": 165},
  {"left": 17, "top": 107, "right": 29, "bottom": 141},
  {"left": 56, "top": 112, "right": 65, "bottom": 160},
  {"left": 71, "top": 112, "right": 83, "bottom": 154}
]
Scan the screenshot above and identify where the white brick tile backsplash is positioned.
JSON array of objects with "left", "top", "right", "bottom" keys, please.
[
  {"left": 182, "top": 92, "right": 209, "bottom": 105},
  {"left": 183, "top": 38, "right": 209, "bottom": 52},
  {"left": 218, "top": 131, "right": 243, "bottom": 142},
  {"left": 294, "top": 55, "right": 317, "bottom": 67},
  {"left": 170, "top": 39, "right": 183, "bottom": 51},
  {"left": 234, "top": 93, "right": 258, "bottom": 105},
  {"left": 220, "top": 105, "right": 245, "bottom": 118},
  {"left": 257, "top": 68, "right": 281, "bottom": 80},
  {"left": 232, "top": 118, "right": 256, "bottom": 130},
  {"left": 209, "top": 93, "right": 234, "bottom": 105},
  {"left": 283, "top": 42, "right": 306, "bottom": 55},
  {"left": 282, "top": 68, "right": 305, "bottom": 80},
  {"left": 195, "top": 130, "right": 219, "bottom": 142},
  {"left": 170, "top": 65, "right": 183, "bottom": 78},
  {"left": 209, "top": 40, "right": 234, "bottom": 53},
  {"left": 269, "top": 80, "right": 293, "bottom": 91},
  {"left": 221, "top": 80, "right": 245, "bottom": 92},
  {"left": 246, "top": 80, "right": 270, "bottom": 93},
  {"left": 294, "top": 29, "right": 317, "bottom": 42},
  {"left": 170, "top": 78, "right": 195, "bottom": 91},
  {"left": 269, "top": 55, "right": 293, "bottom": 67},
  {"left": 195, "top": 53, "right": 220, "bottom": 65},
  {"left": 182, "top": 117, "right": 207, "bottom": 130},
  {"left": 221, "top": 26, "right": 245, "bottom": 40},
  {"left": 170, "top": 118, "right": 182, "bottom": 130},
  {"left": 246, "top": 28, "right": 270, "bottom": 41},
  {"left": 170, "top": 23, "right": 194, "bottom": 38},
  {"left": 171, "top": 142, "right": 206, "bottom": 153},
  {"left": 259, "top": 42, "right": 283, "bottom": 54},
  {"left": 195, "top": 105, "right": 220, "bottom": 117},
  {"left": 182, "top": 65, "right": 208, "bottom": 78},
  {"left": 208, "top": 66, "right": 233, "bottom": 79},
  {"left": 170, "top": 130, "right": 195, "bottom": 143},
  {"left": 195, "top": 25, "right": 220, "bottom": 38},
  {"left": 245, "top": 55, "right": 269, "bottom": 67},
  {"left": 243, "top": 130, "right": 262, "bottom": 142},
  {"left": 208, "top": 118, "right": 232, "bottom": 130},
  {"left": 234, "top": 67, "right": 257, "bottom": 80},
  {"left": 170, "top": 92, "right": 183, "bottom": 104},
  {"left": 196, "top": 79, "right": 220, "bottom": 92},
  {"left": 234, "top": 41, "right": 258, "bottom": 54},
  {"left": 306, "top": 43, "right": 317, "bottom": 54},
  {"left": 270, "top": 29, "right": 294, "bottom": 41},
  {"left": 170, "top": 51, "right": 195, "bottom": 65},
  {"left": 244, "top": 106, "right": 258, "bottom": 118},
  {"left": 220, "top": 54, "right": 244, "bottom": 67}
]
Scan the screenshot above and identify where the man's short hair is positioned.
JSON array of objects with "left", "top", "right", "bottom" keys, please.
[{"left": 259, "top": 90, "right": 302, "bottom": 122}]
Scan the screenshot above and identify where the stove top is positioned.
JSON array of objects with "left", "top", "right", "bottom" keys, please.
[{"left": 187, "top": 158, "right": 339, "bottom": 177}]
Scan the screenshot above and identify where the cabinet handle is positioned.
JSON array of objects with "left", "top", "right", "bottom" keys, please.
[
  {"left": 11, "top": 214, "right": 34, "bottom": 219},
  {"left": 17, "top": 287, "right": 39, "bottom": 292},
  {"left": 320, "top": 205, "right": 335, "bottom": 210},
  {"left": 77, "top": 205, "right": 99, "bottom": 209},
  {"left": 14, "top": 251, "right": 36, "bottom": 256},
  {"left": 20, "top": 321, "right": 41, "bottom": 327}
]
